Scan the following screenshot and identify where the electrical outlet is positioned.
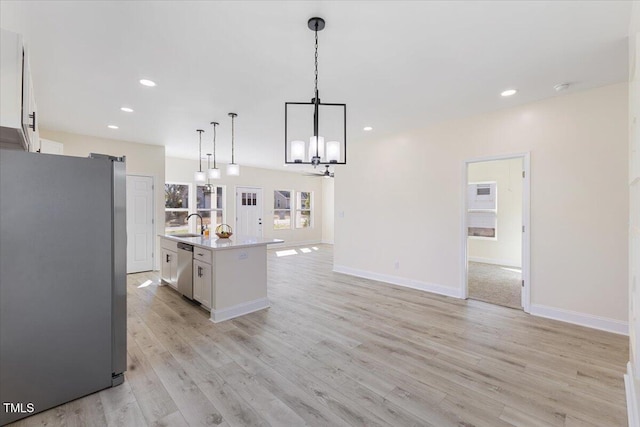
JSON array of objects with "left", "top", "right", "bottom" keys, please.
[{"left": 238, "top": 252, "right": 248, "bottom": 260}]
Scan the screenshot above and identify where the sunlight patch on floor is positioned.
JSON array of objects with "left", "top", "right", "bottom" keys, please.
[
  {"left": 276, "top": 249, "right": 298, "bottom": 257},
  {"left": 137, "top": 280, "right": 154, "bottom": 288}
]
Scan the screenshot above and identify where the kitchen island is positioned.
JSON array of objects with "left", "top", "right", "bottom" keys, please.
[{"left": 159, "top": 234, "right": 283, "bottom": 322}]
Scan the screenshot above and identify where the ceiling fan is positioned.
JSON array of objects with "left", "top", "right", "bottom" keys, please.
[{"left": 304, "top": 165, "right": 334, "bottom": 178}]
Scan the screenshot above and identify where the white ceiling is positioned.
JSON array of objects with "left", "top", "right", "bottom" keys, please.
[{"left": 0, "top": 1, "right": 632, "bottom": 171}]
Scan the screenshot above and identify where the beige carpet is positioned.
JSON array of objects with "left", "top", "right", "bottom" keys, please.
[{"left": 468, "top": 261, "right": 521, "bottom": 309}]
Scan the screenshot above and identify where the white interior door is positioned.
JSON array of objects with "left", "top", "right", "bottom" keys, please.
[
  {"left": 126, "top": 175, "right": 154, "bottom": 273},
  {"left": 236, "top": 187, "right": 263, "bottom": 237}
]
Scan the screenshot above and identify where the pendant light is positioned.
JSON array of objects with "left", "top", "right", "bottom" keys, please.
[
  {"left": 285, "top": 17, "right": 346, "bottom": 166},
  {"left": 194, "top": 129, "right": 206, "bottom": 183},
  {"left": 226, "top": 112, "right": 240, "bottom": 176},
  {"left": 208, "top": 121, "right": 221, "bottom": 179},
  {"left": 204, "top": 154, "right": 214, "bottom": 194}
]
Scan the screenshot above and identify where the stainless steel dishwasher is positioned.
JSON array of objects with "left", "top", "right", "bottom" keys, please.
[{"left": 177, "top": 242, "right": 194, "bottom": 299}]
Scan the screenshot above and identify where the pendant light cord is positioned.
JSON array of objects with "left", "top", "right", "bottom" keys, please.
[
  {"left": 231, "top": 116, "right": 235, "bottom": 163},
  {"left": 213, "top": 123, "right": 217, "bottom": 169},
  {"left": 197, "top": 130, "right": 203, "bottom": 172}
]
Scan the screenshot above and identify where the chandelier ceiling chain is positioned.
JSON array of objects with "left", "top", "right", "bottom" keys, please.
[{"left": 314, "top": 23, "right": 319, "bottom": 100}]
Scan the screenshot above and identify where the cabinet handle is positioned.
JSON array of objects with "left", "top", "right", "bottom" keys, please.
[
  {"left": 197, "top": 266, "right": 202, "bottom": 277},
  {"left": 28, "top": 111, "right": 36, "bottom": 131},
  {"left": 166, "top": 254, "right": 170, "bottom": 262}
]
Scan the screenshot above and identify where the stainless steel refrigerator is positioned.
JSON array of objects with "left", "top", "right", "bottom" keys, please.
[{"left": 0, "top": 149, "right": 127, "bottom": 425}]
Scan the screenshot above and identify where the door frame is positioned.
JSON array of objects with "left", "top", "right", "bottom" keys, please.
[
  {"left": 235, "top": 186, "right": 264, "bottom": 237},
  {"left": 461, "top": 152, "right": 531, "bottom": 312},
  {"left": 126, "top": 174, "right": 155, "bottom": 273}
]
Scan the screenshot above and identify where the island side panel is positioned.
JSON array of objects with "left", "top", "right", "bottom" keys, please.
[{"left": 211, "top": 245, "right": 269, "bottom": 322}]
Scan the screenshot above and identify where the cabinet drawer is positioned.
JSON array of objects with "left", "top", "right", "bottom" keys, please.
[
  {"left": 161, "top": 238, "right": 178, "bottom": 251},
  {"left": 193, "top": 247, "right": 212, "bottom": 264}
]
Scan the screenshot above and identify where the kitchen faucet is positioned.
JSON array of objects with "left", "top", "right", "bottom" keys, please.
[{"left": 186, "top": 213, "right": 205, "bottom": 235}]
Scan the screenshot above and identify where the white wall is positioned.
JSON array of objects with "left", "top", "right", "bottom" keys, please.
[
  {"left": 335, "top": 83, "right": 628, "bottom": 329},
  {"left": 165, "top": 157, "right": 324, "bottom": 246},
  {"left": 322, "top": 177, "right": 335, "bottom": 244},
  {"left": 468, "top": 158, "right": 522, "bottom": 267},
  {"left": 40, "top": 129, "right": 166, "bottom": 270}
]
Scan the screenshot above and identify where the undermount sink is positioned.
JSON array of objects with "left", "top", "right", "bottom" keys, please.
[{"left": 171, "top": 233, "right": 201, "bottom": 238}]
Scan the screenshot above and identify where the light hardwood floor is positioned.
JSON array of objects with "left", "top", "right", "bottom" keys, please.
[{"left": 11, "top": 244, "right": 628, "bottom": 426}]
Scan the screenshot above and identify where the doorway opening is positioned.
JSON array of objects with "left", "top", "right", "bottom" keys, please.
[{"left": 462, "top": 153, "right": 530, "bottom": 311}]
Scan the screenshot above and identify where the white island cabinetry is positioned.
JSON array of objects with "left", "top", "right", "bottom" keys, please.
[
  {"left": 193, "top": 259, "right": 212, "bottom": 310},
  {"left": 159, "top": 235, "right": 282, "bottom": 322},
  {"left": 160, "top": 239, "right": 178, "bottom": 290}
]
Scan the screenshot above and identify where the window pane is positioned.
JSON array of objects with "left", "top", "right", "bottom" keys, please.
[
  {"left": 165, "top": 211, "right": 189, "bottom": 234},
  {"left": 296, "top": 210, "right": 311, "bottom": 228},
  {"left": 273, "top": 210, "right": 291, "bottom": 229},
  {"left": 197, "top": 210, "right": 212, "bottom": 226},
  {"left": 274, "top": 190, "right": 291, "bottom": 209},
  {"left": 165, "top": 184, "right": 189, "bottom": 209},
  {"left": 298, "top": 191, "right": 311, "bottom": 209},
  {"left": 468, "top": 227, "right": 496, "bottom": 238},
  {"left": 216, "top": 187, "right": 223, "bottom": 209},
  {"left": 196, "top": 186, "right": 212, "bottom": 209}
]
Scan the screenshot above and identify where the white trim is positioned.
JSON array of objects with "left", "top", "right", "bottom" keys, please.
[
  {"left": 625, "top": 362, "right": 640, "bottom": 427},
  {"left": 210, "top": 297, "right": 270, "bottom": 323},
  {"left": 468, "top": 256, "right": 522, "bottom": 268},
  {"left": 321, "top": 240, "right": 334, "bottom": 245},
  {"left": 333, "top": 265, "right": 463, "bottom": 299},
  {"left": 530, "top": 304, "right": 629, "bottom": 335},
  {"left": 461, "top": 152, "right": 531, "bottom": 312}
]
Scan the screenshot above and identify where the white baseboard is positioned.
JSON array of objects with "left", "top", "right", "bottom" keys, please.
[
  {"left": 321, "top": 239, "right": 334, "bottom": 245},
  {"left": 333, "top": 265, "right": 463, "bottom": 299},
  {"left": 625, "top": 362, "right": 640, "bottom": 427},
  {"left": 468, "top": 256, "right": 521, "bottom": 268},
  {"left": 530, "top": 304, "right": 628, "bottom": 335},
  {"left": 210, "top": 298, "right": 270, "bottom": 323}
]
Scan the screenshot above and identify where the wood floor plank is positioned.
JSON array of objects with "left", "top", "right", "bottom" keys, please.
[
  {"left": 99, "top": 379, "right": 147, "bottom": 427},
  {"left": 9, "top": 244, "right": 628, "bottom": 427}
]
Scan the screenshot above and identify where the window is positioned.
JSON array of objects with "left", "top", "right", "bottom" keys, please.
[
  {"left": 296, "top": 191, "right": 312, "bottom": 228},
  {"left": 467, "top": 182, "right": 497, "bottom": 238},
  {"left": 165, "top": 183, "right": 190, "bottom": 234},
  {"left": 196, "top": 185, "right": 225, "bottom": 230},
  {"left": 273, "top": 190, "right": 292, "bottom": 229}
]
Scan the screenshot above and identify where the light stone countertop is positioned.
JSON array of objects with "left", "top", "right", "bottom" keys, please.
[{"left": 160, "top": 234, "right": 283, "bottom": 251}]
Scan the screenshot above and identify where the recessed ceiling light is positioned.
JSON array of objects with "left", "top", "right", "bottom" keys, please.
[
  {"left": 553, "top": 83, "right": 570, "bottom": 92},
  {"left": 139, "top": 79, "right": 156, "bottom": 87},
  {"left": 363, "top": 126, "right": 373, "bottom": 131},
  {"left": 120, "top": 107, "right": 134, "bottom": 113},
  {"left": 107, "top": 125, "right": 119, "bottom": 129},
  {"left": 501, "top": 89, "right": 517, "bottom": 97}
]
